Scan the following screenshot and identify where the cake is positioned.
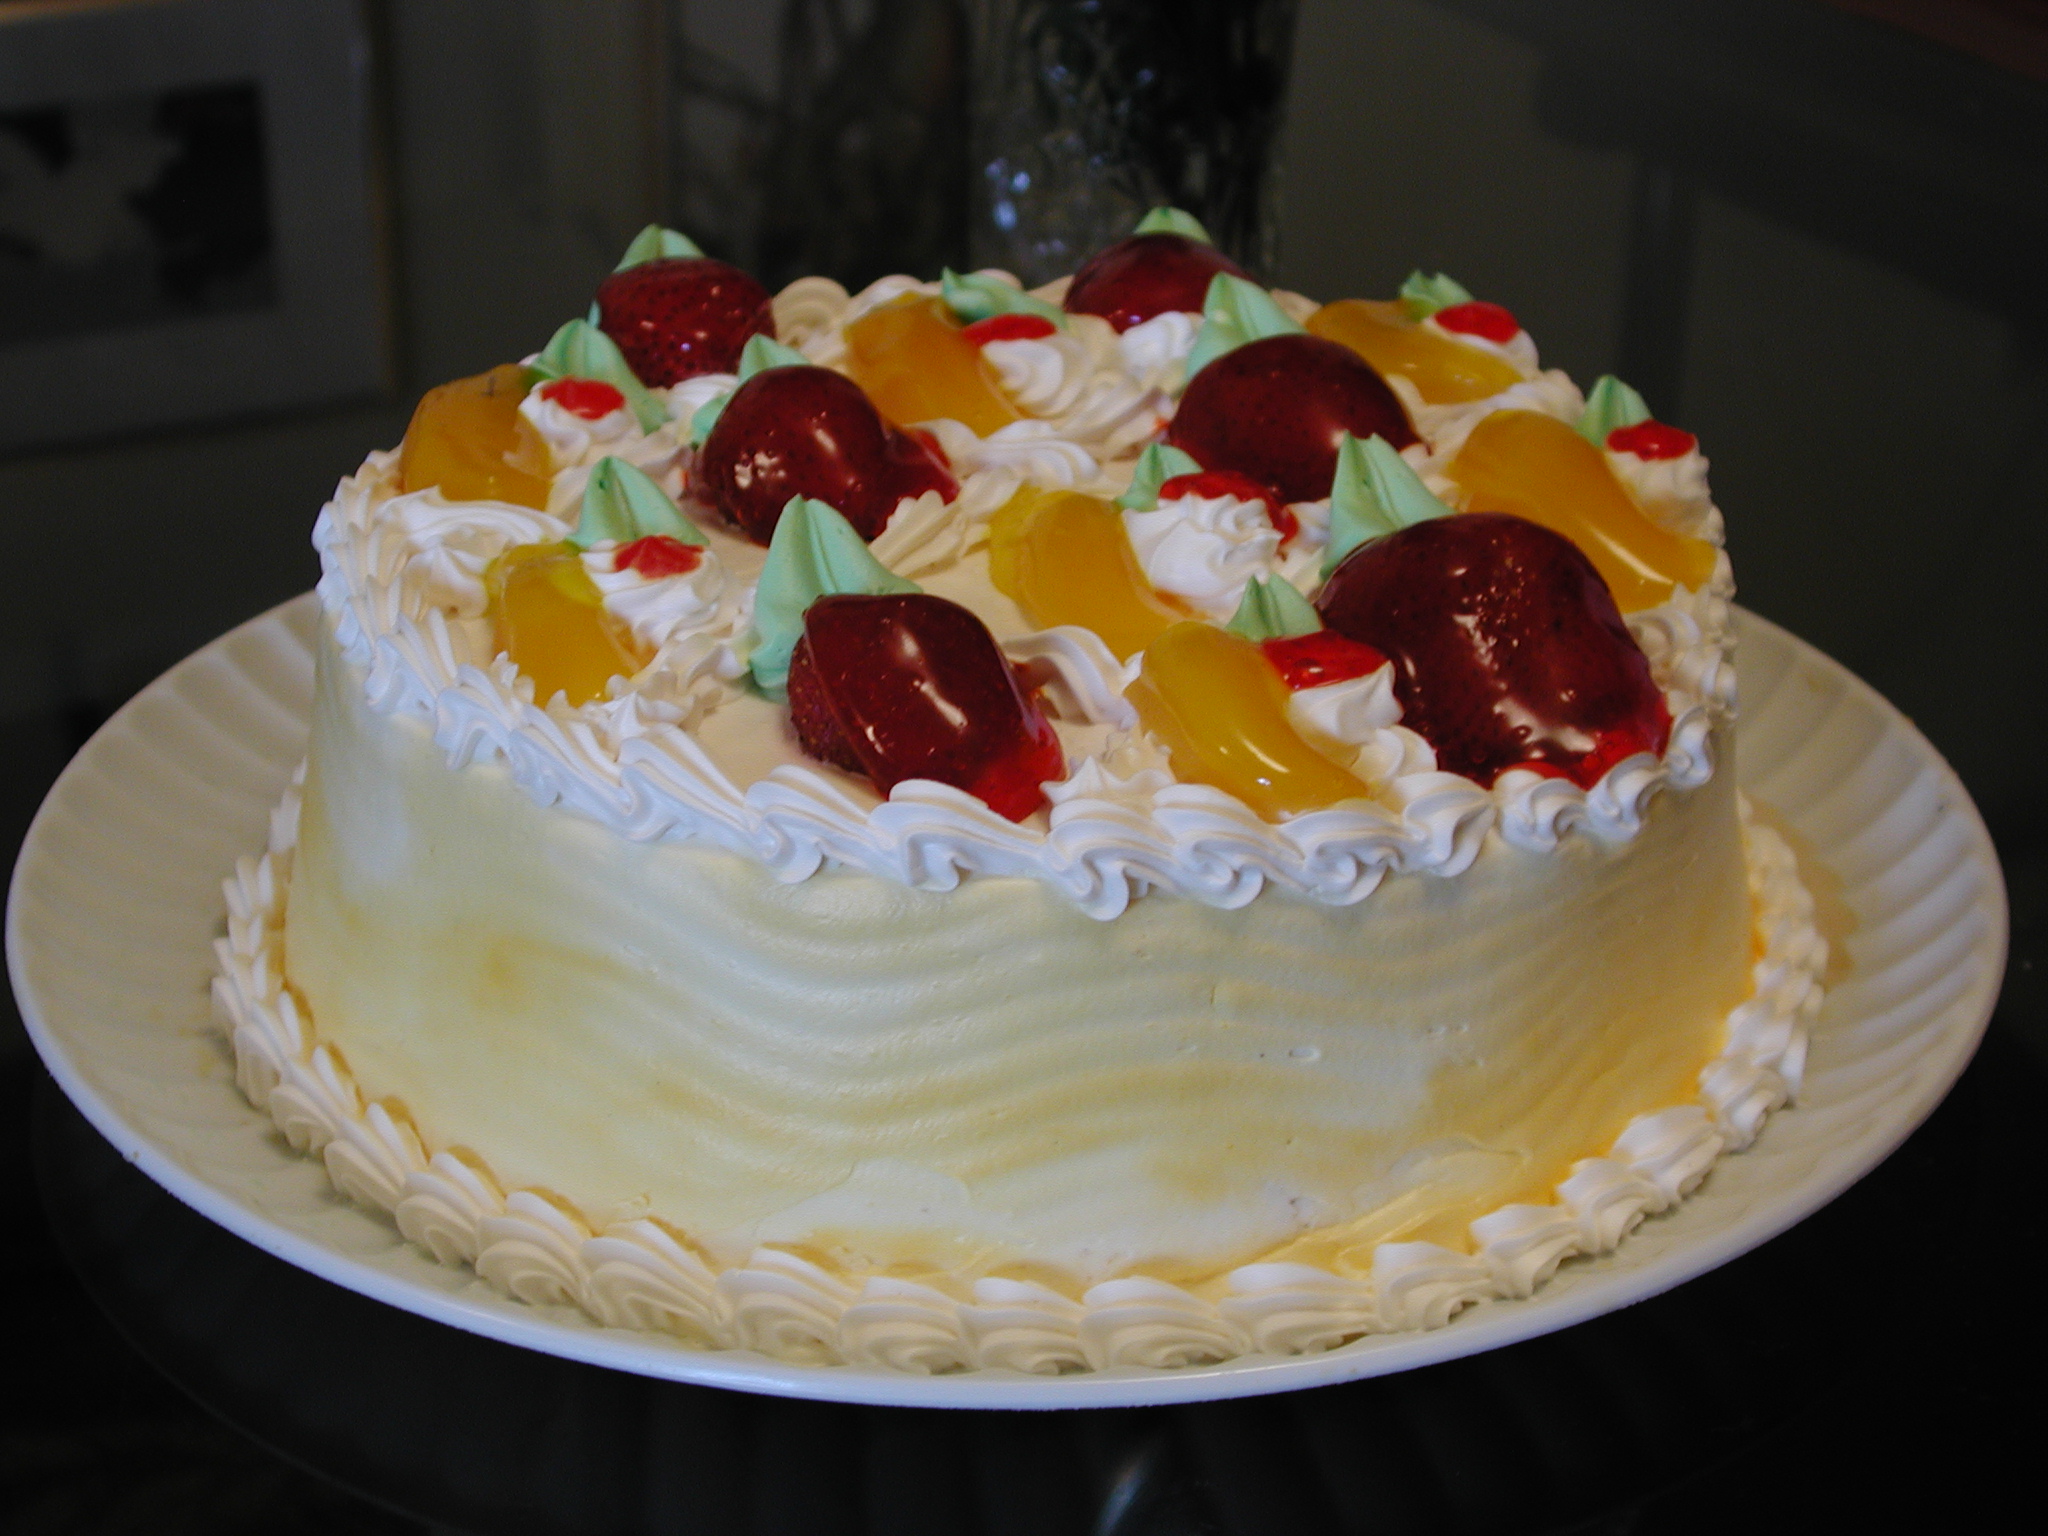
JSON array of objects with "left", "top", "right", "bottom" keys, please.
[{"left": 213, "top": 213, "right": 1824, "bottom": 1374}]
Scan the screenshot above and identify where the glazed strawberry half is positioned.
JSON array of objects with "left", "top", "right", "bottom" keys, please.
[
  {"left": 787, "top": 593, "right": 1065, "bottom": 820},
  {"left": 594, "top": 256, "right": 776, "bottom": 386}
]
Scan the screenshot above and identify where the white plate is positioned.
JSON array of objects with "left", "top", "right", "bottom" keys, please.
[{"left": 8, "top": 596, "right": 2006, "bottom": 1409}]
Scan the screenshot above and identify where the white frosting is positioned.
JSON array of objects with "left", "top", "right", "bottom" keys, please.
[
  {"left": 980, "top": 312, "right": 1169, "bottom": 457},
  {"left": 1117, "top": 310, "right": 1200, "bottom": 394},
  {"left": 1287, "top": 664, "right": 1404, "bottom": 749},
  {"left": 315, "top": 440, "right": 1730, "bottom": 918},
  {"left": 581, "top": 541, "right": 727, "bottom": 651},
  {"left": 779, "top": 271, "right": 1167, "bottom": 459},
  {"left": 1121, "top": 488, "right": 1280, "bottom": 620},
  {"left": 1609, "top": 441, "right": 1724, "bottom": 543},
  {"left": 1420, "top": 312, "right": 1540, "bottom": 373},
  {"left": 518, "top": 388, "right": 633, "bottom": 463},
  {"left": 216, "top": 778, "right": 1823, "bottom": 1373}
]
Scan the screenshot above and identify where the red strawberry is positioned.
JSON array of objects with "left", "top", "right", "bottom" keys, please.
[
  {"left": 1316, "top": 512, "right": 1669, "bottom": 788},
  {"left": 1064, "top": 233, "right": 1251, "bottom": 332},
  {"left": 698, "top": 366, "right": 957, "bottom": 544},
  {"left": 1166, "top": 334, "right": 1416, "bottom": 505},
  {"left": 594, "top": 257, "right": 776, "bottom": 386},
  {"left": 789, "top": 593, "right": 1065, "bottom": 820}
]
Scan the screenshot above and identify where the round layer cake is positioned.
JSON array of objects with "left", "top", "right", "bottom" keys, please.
[{"left": 215, "top": 217, "right": 1823, "bottom": 1372}]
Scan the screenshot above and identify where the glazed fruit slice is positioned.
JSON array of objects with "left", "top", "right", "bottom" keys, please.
[
  {"left": 485, "top": 542, "right": 650, "bottom": 707},
  {"left": 987, "top": 488, "right": 1186, "bottom": 660},
  {"left": 1127, "top": 623, "right": 1374, "bottom": 820},
  {"left": 1063, "top": 232, "right": 1252, "bottom": 332},
  {"left": 1166, "top": 334, "right": 1416, "bottom": 504},
  {"left": 1306, "top": 299, "right": 1523, "bottom": 405},
  {"left": 399, "top": 364, "right": 553, "bottom": 509},
  {"left": 1316, "top": 511, "right": 1669, "bottom": 788},
  {"left": 1445, "top": 409, "right": 1717, "bottom": 611},
  {"left": 788, "top": 592, "right": 1065, "bottom": 820},
  {"left": 697, "top": 365, "right": 957, "bottom": 544},
  {"left": 594, "top": 256, "right": 776, "bottom": 386},
  {"left": 842, "top": 293, "right": 1023, "bottom": 438}
]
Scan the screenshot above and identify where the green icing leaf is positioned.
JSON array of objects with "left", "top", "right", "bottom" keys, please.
[
  {"left": 687, "top": 391, "right": 731, "bottom": 449},
  {"left": 1399, "top": 270, "right": 1474, "bottom": 321},
  {"left": 614, "top": 223, "right": 704, "bottom": 271},
  {"left": 1577, "top": 375, "right": 1653, "bottom": 445},
  {"left": 940, "top": 268, "right": 1065, "bottom": 326},
  {"left": 571, "top": 457, "right": 702, "bottom": 549},
  {"left": 737, "top": 334, "right": 812, "bottom": 380},
  {"left": 1115, "top": 442, "right": 1204, "bottom": 510},
  {"left": 1226, "top": 575, "right": 1322, "bottom": 641},
  {"left": 1324, "top": 433, "right": 1453, "bottom": 575},
  {"left": 1183, "top": 272, "right": 1305, "bottom": 383},
  {"left": 1133, "top": 206, "right": 1213, "bottom": 244},
  {"left": 747, "top": 497, "right": 920, "bottom": 698},
  {"left": 532, "top": 319, "right": 670, "bottom": 433}
]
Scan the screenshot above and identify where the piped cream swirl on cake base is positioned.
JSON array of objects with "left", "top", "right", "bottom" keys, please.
[
  {"left": 268, "top": 619, "right": 1782, "bottom": 1290},
  {"left": 213, "top": 627, "right": 1822, "bottom": 1368}
]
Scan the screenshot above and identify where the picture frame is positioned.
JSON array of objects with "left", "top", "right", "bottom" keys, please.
[{"left": 0, "top": 0, "right": 388, "bottom": 452}]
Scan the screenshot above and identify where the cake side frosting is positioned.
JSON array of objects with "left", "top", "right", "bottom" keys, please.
[{"left": 217, "top": 728, "right": 1820, "bottom": 1371}]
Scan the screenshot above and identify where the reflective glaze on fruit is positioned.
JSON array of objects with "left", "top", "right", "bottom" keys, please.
[
  {"left": 486, "top": 542, "right": 651, "bottom": 707},
  {"left": 398, "top": 365, "right": 553, "bottom": 509},
  {"left": 1316, "top": 512, "right": 1669, "bottom": 788},
  {"left": 987, "top": 488, "right": 1185, "bottom": 660},
  {"left": 1446, "top": 409, "right": 1718, "bottom": 611},
  {"left": 594, "top": 256, "right": 776, "bottom": 386},
  {"left": 697, "top": 366, "right": 957, "bottom": 544},
  {"left": 1062, "top": 232, "right": 1252, "bottom": 332},
  {"left": 842, "top": 294, "right": 1022, "bottom": 438},
  {"left": 1166, "top": 334, "right": 1416, "bottom": 504},
  {"left": 1261, "top": 631, "right": 1386, "bottom": 691},
  {"left": 1306, "top": 299, "right": 1523, "bottom": 406},
  {"left": 788, "top": 593, "right": 1065, "bottom": 820},
  {"left": 1127, "top": 623, "right": 1374, "bottom": 820}
]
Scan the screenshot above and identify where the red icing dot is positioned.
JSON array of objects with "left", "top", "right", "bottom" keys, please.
[
  {"left": 1605, "top": 420, "right": 1697, "bottom": 460},
  {"left": 1158, "top": 469, "right": 1299, "bottom": 547},
  {"left": 962, "top": 313, "right": 1058, "bottom": 345},
  {"left": 1433, "top": 301, "right": 1520, "bottom": 345},
  {"left": 615, "top": 535, "right": 704, "bottom": 578},
  {"left": 1261, "top": 631, "right": 1387, "bottom": 691},
  {"left": 539, "top": 377, "right": 628, "bottom": 420}
]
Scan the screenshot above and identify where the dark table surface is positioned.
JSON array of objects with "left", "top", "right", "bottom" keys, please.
[{"left": 8, "top": 1017, "right": 2041, "bottom": 1535}]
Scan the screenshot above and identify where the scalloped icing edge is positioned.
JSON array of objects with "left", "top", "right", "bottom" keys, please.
[
  {"left": 318, "top": 456, "right": 1737, "bottom": 922},
  {"left": 213, "top": 775, "right": 1824, "bottom": 1376}
]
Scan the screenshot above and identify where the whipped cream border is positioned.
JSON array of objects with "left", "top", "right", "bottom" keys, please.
[
  {"left": 319, "top": 453, "right": 1730, "bottom": 919},
  {"left": 215, "top": 779, "right": 1824, "bottom": 1375}
]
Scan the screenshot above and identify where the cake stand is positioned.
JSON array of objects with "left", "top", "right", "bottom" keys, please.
[{"left": 6, "top": 595, "right": 2006, "bottom": 1408}]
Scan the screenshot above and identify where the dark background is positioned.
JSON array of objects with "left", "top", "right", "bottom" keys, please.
[{"left": 4, "top": 0, "right": 2043, "bottom": 1530}]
